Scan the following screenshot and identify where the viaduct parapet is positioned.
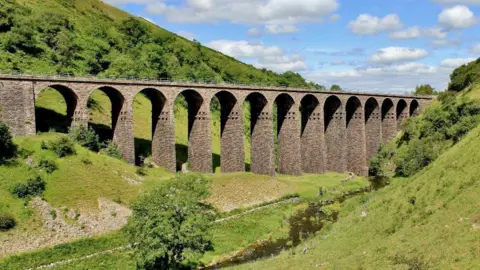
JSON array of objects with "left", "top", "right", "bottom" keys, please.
[{"left": 0, "top": 74, "right": 433, "bottom": 176}]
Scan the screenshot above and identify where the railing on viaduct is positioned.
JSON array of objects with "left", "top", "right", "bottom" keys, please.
[{"left": 0, "top": 74, "right": 433, "bottom": 176}]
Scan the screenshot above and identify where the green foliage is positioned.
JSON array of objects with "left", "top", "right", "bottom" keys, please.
[
  {"left": 136, "top": 166, "right": 147, "bottom": 176},
  {"left": 368, "top": 144, "right": 395, "bottom": 177},
  {"left": 330, "top": 84, "right": 342, "bottom": 91},
  {"left": 37, "top": 158, "right": 57, "bottom": 174},
  {"left": 0, "top": 122, "right": 17, "bottom": 163},
  {"left": 47, "top": 136, "right": 76, "bottom": 157},
  {"left": 371, "top": 96, "right": 480, "bottom": 177},
  {"left": 0, "top": 0, "right": 318, "bottom": 88},
  {"left": 99, "top": 140, "right": 123, "bottom": 159},
  {"left": 414, "top": 84, "right": 434, "bottom": 95},
  {"left": 11, "top": 175, "right": 46, "bottom": 198},
  {"left": 125, "top": 174, "right": 216, "bottom": 269},
  {"left": 448, "top": 58, "right": 480, "bottom": 91},
  {"left": 0, "top": 212, "right": 16, "bottom": 231},
  {"left": 69, "top": 125, "right": 100, "bottom": 152}
]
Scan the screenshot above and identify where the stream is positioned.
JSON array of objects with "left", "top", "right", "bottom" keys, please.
[{"left": 204, "top": 176, "right": 389, "bottom": 269}]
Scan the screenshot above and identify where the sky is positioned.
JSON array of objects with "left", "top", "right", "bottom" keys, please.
[{"left": 104, "top": 0, "right": 480, "bottom": 93}]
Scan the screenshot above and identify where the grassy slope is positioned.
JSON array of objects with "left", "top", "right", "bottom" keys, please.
[{"left": 234, "top": 123, "right": 480, "bottom": 269}]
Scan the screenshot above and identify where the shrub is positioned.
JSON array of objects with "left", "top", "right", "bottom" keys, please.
[
  {"left": 38, "top": 158, "right": 57, "bottom": 174},
  {"left": 125, "top": 174, "right": 216, "bottom": 269},
  {"left": 48, "top": 137, "right": 76, "bottom": 157},
  {"left": 26, "top": 175, "right": 46, "bottom": 196},
  {"left": 11, "top": 175, "right": 46, "bottom": 198},
  {"left": 0, "top": 213, "right": 16, "bottom": 231},
  {"left": 100, "top": 140, "right": 122, "bottom": 159},
  {"left": 69, "top": 125, "right": 100, "bottom": 152},
  {"left": 136, "top": 166, "right": 147, "bottom": 176},
  {"left": 12, "top": 183, "right": 29, "bottom": 198},
  {"left": 0, "top": 123, "right": 17, "bottom": 163}
]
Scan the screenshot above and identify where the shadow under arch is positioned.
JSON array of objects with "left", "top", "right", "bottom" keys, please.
[
  {"left": 396, "top": 99, "right": 408, "bottom": 128},
  {"left": 274, "top": 93, "right": 300, "bottom": 175},
  {"left": 35, "top": 84, "right": 78, "bottom": 133},
  {"left": 132, "top": 88, "right": 167, "bottom": 165},
  {"left": 300, "top": 94, "right": 324, "bottom": 173},
  {"left": 87, "top": 86, "right": 125, "bottom": 143},
  {"left": 381, "top": 98, "right": 395, "bottom": 143},
  {"left": 211, "top": 90, "right": 243, "bottom": 173},
  {"left": 244, "top": 92, "right": 273, "bottom": 175},
  {"left": 346, "top": 96, "right": 366, "bottom": 176},
  {"left": 410, "top": 99, "right": 420, "bottom": 116},
  {"left": 324, "top": 95, "right": 345, "bottom": 172},
  {"left": 364, "top": 97, "right": 381, "bottom": 164},
  {"left": 174, "top": 89, "right": 211, "bottom": 172}
]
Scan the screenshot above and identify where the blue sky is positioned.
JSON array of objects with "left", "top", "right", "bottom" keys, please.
[{"left": 105, "top": 0, "right": 480, "bottom": 93}]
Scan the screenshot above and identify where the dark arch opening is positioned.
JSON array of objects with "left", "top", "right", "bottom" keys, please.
[
  {"left": 300, "top": 94, "right": 320, "bottom": 136},
  {"left": 410, "top": 100, "right": 420, "bottom": 116},
  {"left": 35, "top": 85, "right": 78, "bottom": 133},
  {"left": 381, "top": 99, "right": 394, "bottom": 121},
  {"left": 87, "top": 86, "right": 124, "bottom": 143},
  {"left": 133, "top": 88, "right": 166, "bottom": 165},
  {"left": 244, "top": 92, "right": 268, "bottom": 172},
  {"left": 365, "top": 98, "right": 380, "bottom": 123},
  {"left": 346, "top": 96, "right": 362, "bottom": 127},
  {"left": 396, "top": 99, "right": 407, "bottom": 120},
  {"left": 274, "top": 93, "right": 295, "bottom": 172},
  {"left": 324, "top": 95, "right": 344, "bottom": 172},
  {"left": 324, "top": 95, "right": 342, "bottom": 131},
  {"left": 365, "top": 97, "right": 381, "bottom": 164},
  {"left": 174, "top": 89, "right": 204, "bottom": 171},
  {"left": 211, "top": 91, "right": 237, "bottom": 172}
]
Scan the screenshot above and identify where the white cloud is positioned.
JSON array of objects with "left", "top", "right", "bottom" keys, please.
[
  {"left": 438, "top": 5, "right": 477, "bottom": 29},
  {"left": 431, "top": 39, "right": 461, "bottom": 47},
  {"left": 440, "top": 57, "right": 477, "bottom": 67},
  {"left": 424, "top": 27, "right": 448, "bottom": 39},
  {"left": 248, "top": 28, "right": 262, "bottom": 37},
  {"left": 145, "top": 0, "right": 339, "bottom": 26},
  {"left": 304, "top": 62, "right": 453, "bottom": 92},
  {"left": 207, "top": 40, "right": 306, "bottom": 72},
  {"left": 265, "top": 24, "right": 299, "bottom": 34},
  {"left": 370, "top": 47, "right": 429, "bottom": 64},
  {"left": 176, "top": 31, "right": 196, "bottom": 41},
  {"left": 348, "top": 14, "right": 403, "bottom": 35},
  {"left": 208, "top": 40, "right": 284, "bottom": 58},
  {"left": 329, "top": 14, "right": 341, "bottom": 22},
  {"left": 470, "top": 43, "right": 480, "bottom": 54},
  {"left": 389, "top": 26, "right": 421, "bottom": 40}
]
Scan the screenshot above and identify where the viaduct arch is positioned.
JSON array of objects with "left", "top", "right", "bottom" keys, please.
[{"left": 0, "top": 74, "right": 433, "bottom": 176}]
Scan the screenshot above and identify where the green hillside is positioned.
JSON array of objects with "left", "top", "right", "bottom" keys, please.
[{"left": 0, "top": 0, "right": 322, "bottom": 88}]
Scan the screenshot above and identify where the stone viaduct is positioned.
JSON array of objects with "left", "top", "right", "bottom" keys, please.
[{"left": 0, "top": 74, "right": 432, "bottom": 176}]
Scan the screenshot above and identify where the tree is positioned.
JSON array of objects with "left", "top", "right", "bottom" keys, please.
[
  {"left": 125, "top": 174, "right": 217, "bottom": 269},
  {"left": 330, "top": 84, "right": 342, "bottom": 91},
  {"left": 0, "top": 123, "right": 17, "bottom": 163},
  {"left": 414, "top": 84, "right": 434, "bottom": 95}
]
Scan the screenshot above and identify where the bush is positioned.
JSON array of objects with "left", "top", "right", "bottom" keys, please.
[
  {"left": 136, "top": 166, "right": 147, "bottom": 176},
  {"left": 26, "top": 175, "right": 46, "bottom": 196},
  {"left": 100, "top": 140, "right": 122, "bottom": 159},
  {"left": 11, "top": 175, "right": 46, "bottom": 198},
  {"left": 0, "top": 213, "right": 16, "bottom": 231},
  {"left": 0, "top": 123, "right": 17, "bottom": 163},
  {"left": 125, "top": 174, "right": 216, "bottom": 269},
  {"left": 38, "top": 158, "right": 57, "bottom": 174},
  {"left": 48, "top": 137, "right": 76, "bottom": 157},
  {"left": 69, "top": 125, "right": 100, "bottom": 152},
  {"left": 11, "top": 183, "right": 29, "bottom": 198}
]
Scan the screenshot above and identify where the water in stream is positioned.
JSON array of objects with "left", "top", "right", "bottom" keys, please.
[{"left": 204, "top": 177, "right": 389, "bottom": 269}]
